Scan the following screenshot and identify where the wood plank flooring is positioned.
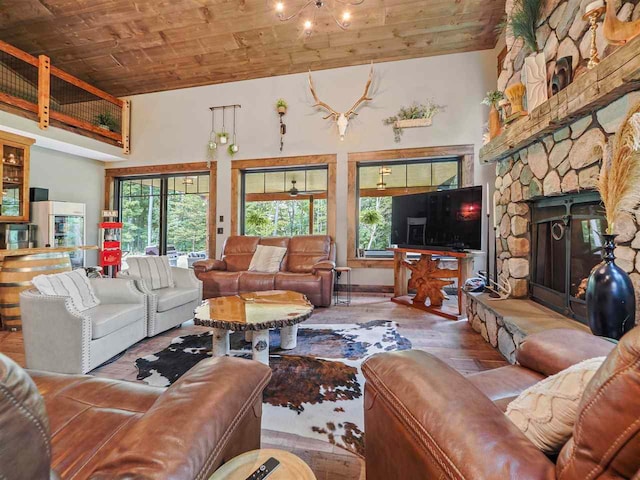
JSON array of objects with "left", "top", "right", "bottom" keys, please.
[{"left": 0, "top": 294, "right": 507, "bottom": 480}]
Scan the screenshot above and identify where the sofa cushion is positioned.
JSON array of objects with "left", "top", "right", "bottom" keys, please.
[
  {"left": 223, "top": 236, "right": 259, "bottom": 272},
  {"left": 275, "top": 272, "right": 321, "bottom": 298},
  {"left": 506, "top": 356, "right": 605, "bottom": 454},
  {"left": 32, "top": 268, "right": 100, "bottom": 313},
  {"left": 468, "top": 365, "right": 545, "bottom": 411},
  {"left": 248, "top": 245, "right": 287, "bottom": 273},
  {"left": 287, "top": 236, "right": 331, "bottom": 273},
  {"left": 87, "top": 303, "right": 144, "bottom": 339},
  {"left": 239, "top": 272, "right": 276, "bottom": 292},
  {"left": 156, "top": 287, "right": 200, "bottom": 313},
  {"left": 125, "top": 256, "right": 174, "bottom": 290}
]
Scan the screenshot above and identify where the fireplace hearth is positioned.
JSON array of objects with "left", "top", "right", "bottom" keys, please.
[{"left": 530, "top": 192, "right": 605, "bottom": 324}]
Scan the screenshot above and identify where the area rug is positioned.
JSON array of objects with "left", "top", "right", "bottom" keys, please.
[{"left": 135, "top": 320, "right": 411, "bottom": 456}]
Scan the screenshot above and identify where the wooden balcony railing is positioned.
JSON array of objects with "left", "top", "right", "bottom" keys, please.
[{"left": 0, "top": 40, "right": 130, "bottom": 154}]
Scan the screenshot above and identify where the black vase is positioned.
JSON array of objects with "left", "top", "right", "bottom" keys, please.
[{"left": 586, "top": 234, "right": 636, "bottom": 339}]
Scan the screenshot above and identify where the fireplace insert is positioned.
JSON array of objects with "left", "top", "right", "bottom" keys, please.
[{"left": 530, "top": 192, "right": 605, "bottom": 324}]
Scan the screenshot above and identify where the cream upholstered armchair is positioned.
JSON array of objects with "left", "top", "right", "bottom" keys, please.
[
  {"left": 20, "top": 278, "right": 147, "bottom": 374},
  {"left": 119, "top": 256, "right": 203, "bottom": 337}
]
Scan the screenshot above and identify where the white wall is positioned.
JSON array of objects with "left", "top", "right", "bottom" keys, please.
[
  {"left": 113, "top": 50, "right": 498, "bottom": 286},
  {"left": 30, "top": 147, "right": 105, "bottom": 265}
]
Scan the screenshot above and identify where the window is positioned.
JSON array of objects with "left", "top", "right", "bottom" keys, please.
[
  {"left": 117, "top": 173, "right": 211, "bottom": 268},
  {"left": 241, "top": 166, "right": 328, "bottom": 236},
  {"left": 356, "top": 159, "right": 460, "bottom": 257}
]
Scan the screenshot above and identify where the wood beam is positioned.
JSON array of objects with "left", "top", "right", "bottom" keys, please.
[{"left": 37, "top": 55, "right": 50, "bottom": 130}]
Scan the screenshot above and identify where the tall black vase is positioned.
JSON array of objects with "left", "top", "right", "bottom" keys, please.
[{"left": 586, "top": 234, "right": 636, "bottom": 339}]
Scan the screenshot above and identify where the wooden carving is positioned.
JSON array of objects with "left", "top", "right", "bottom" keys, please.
[
  {"left": 604, "top": 0, "right": 640, "bottom": 45},
  {"left": 403, "top": 255, "right": 457, "bottom": 307},
  {"left": 551, "top": 56, "right": 573, "bottom": 96}
]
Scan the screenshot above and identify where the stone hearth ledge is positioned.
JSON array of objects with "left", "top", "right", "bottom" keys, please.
[{"left": 465, "top": 291, "right": 589, "bottom": 363}]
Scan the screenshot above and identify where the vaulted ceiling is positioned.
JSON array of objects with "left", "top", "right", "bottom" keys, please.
[{"left": 0, "top": 0, "right": 505, "bottom": 97}]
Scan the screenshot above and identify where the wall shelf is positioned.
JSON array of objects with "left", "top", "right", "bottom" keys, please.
[{"left": 480, "top": 35, "right": 640, "bottom": 165}]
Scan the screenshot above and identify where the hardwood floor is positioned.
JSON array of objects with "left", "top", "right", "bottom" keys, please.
[{"left": 0, "top": 294, "right": 507, "bottom": 479}]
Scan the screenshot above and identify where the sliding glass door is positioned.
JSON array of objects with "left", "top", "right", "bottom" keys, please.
[{"left": 116, "top": 173, "right": 210, "bottom": 268}]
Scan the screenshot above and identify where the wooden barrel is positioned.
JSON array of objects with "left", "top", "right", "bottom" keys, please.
[{"left": 0, "top": 252, "right": 72, "bottom": 331}]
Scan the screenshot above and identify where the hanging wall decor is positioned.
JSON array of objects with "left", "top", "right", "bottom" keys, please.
[
  {"left": 523, "top": 52, "right": 547, "bottom": 112},
  {"left": 550, "top": 56, "right": 573, "bottom": 96},
  {"left": 276, "top": 99, "right": 287, "bottom": 151},
  {"left": 382, "top": 100, "right": 444, "bottom": 143},
  {"left": 207, "top": 104, "right": 241, "bottom": 157},
  {"left": 308, "top": 63, "right": 374, "bottom": 140}
]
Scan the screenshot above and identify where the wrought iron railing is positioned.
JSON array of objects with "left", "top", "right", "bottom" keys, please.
[{"left": 0, "top": 40, "right": 130, "bottom": 153}]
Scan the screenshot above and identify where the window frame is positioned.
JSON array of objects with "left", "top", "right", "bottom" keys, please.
[
  {"left": 231, "top": 155, "right": 337, "bottom": 240},
  {"left": 240, "top": 164, "right": 329, "bottom": 236},
  {"left": 347, "top": 146, "right": 474, "bottom": 269},
  {"left": 105, "top": 162, "right": 217, "bottom": 258}
]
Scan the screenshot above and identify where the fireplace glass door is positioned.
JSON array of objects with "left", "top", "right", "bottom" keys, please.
[{"left": 530, "top": 193, "right": 605, "bottom": 324}]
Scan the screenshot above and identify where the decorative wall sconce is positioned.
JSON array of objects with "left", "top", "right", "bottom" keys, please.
[{"left": 276, "top": 99, "right": 287, "bottom": 151}]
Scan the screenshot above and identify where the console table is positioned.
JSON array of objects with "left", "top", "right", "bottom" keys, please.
[{"left": 390, "top": 247, "right": 477, "bottom": 320}]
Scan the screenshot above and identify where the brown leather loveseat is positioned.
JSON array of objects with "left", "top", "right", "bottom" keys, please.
[
  {"left": 362, "top": 328, "right": 640, "bottom": 479},
  {"left": 0, "top": 352, "right": 271, "bottom": 479},
  {"left": 194, "top": 235, "right": 336, "bottom": 307}
]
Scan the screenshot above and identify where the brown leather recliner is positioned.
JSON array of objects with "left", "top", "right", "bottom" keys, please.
[
  {"left": 362, "top": 327, "right": 640, "bottom": 479},
  {"left": 194, "top": 235, "right": 336, "bottom": 307},
  {"left": 0, "top": 352, "right": 271, "bottom": 479}
]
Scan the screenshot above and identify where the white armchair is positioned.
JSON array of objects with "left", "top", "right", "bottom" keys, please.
[
  {"left": 20, "top": 278, "right": 147, "bottom": 374},
  {"left": 119, "top": 266, "right": 203, "bottom": 337}
]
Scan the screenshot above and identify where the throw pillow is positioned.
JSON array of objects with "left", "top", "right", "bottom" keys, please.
[
  {"left": 32, "top": 268, "right": 100, "bottom": 312},
  {"left": 506, "top": 356, "right": 605, "bottom": 454},
  {"left": 248, "top": 245, "right": 287, "bottom": 273},
  {"left": 125, "top": 256, "right": 174, "bottom": 290}
]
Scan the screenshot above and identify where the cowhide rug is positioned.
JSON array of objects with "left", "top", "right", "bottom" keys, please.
[{"left": 135, "top": 320, "right": 411, "bottom": 456}]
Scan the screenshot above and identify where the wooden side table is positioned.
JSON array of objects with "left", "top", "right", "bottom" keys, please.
[
  {"left": 334, "top": 266, "right": 352, "bottom": 306},
  {"left": 209, "top": 448, "right": 316, "bottom": 480}
]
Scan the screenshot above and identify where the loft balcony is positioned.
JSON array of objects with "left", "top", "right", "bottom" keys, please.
[{"left": 0, "top": 40, "right": 130, "bottom": 154}]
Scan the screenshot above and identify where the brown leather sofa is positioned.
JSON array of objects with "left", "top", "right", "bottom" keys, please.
[
  {"left": 0, "top": 352, "right": 271, "bottom": 479},
  {"left": 362, "top": 328, "right": 640, "bottom": 479},
  {"left": 194, "top": 235, "right": 336, "bottom": 307}
]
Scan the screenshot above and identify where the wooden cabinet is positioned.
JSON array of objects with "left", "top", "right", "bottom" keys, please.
[{"left": 0, "top": 131, "right": 34, "bottom": 223}]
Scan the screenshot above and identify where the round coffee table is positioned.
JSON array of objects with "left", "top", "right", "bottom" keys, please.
[
  {"left": 209, "top": 448, "right": 316, "bottom": 480},
  {"left": 194, "top": 290, "right": 314, "bottom": 365}
]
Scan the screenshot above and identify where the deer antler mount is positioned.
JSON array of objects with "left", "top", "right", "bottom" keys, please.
[{"left": 308, "top": 63, "right": 374, "bottom": 140}]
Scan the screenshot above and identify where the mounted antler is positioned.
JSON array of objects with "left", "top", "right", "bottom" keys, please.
[
  {"left": 308, "top": 62, "right": 374, "bottom": 140},
  {"left": 308, "top": 72, "right": 339, "bottom": 120},
  {"left": 345, "top": 63, "right": 373, "bottom": 119}
]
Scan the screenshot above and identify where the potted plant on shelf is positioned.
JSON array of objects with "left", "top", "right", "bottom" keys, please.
[
  {"left": 95, "top": 112, "right": 118, "bottom": 132},
  {"left": 217, "top": 131, "right": 229, "bottom": 144},
  {"left": 587, "top": 102, "right": 640, "bottom": 340},
  {"left": 383, "top": 100, "right": 444, "bottom": 143},
  {"left": 276, "top": 99, "right": 288, "bottom": 114},
  {"left": 482, "top": 90, "right": 505, "bottom": 140}
]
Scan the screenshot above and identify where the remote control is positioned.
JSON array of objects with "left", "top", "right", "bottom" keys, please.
[{"left": 245, "top": 457, "right": 280, "bottom": 480}]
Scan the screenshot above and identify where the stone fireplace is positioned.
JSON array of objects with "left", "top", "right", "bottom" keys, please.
[{"left": 465, "top": 0, "right": 640, "bottom": 363}]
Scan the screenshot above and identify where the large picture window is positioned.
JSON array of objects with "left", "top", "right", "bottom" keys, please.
[
  {"left": 356, "top": 159, "right": 460, "bottom": 257},
  {"left": 241, "top": 166, "right": 328, "bottom": 236},
  {"left": 117, "top": 173, "right": 210, "bottom": 268}
]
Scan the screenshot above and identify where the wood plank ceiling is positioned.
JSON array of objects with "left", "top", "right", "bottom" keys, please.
[{"left": 0, "top": 0, "right": 505, "bottom": 96}]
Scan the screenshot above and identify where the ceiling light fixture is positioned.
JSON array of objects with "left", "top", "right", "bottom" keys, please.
[{"left": 275, "top": 0, "right": 364, "bottom": 37}]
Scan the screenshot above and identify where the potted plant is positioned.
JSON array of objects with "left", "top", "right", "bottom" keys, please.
[
  {"left": 482, "top": 90, "right": 505, "bottom": 140},
  {"left": 383, "top": 100, "right": 444, "bottom": 143},
  {"left": 95, "top": 112, "right": 118, "bottom": 132},
  {"left": 217, "top": 131, "right": 229, "bottom": 144},
  {"left": 228, "top": 143, "right": 239, "bottom": 156},
  {"left": 276, "top": 99, "right": 288, "bottom": 114}
]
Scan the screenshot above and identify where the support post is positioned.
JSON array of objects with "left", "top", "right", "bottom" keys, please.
[
  {"left": 122, "top": 99, "right": 131, "bottom": 154},
  {"left": 37, "top": 55, "right": 50, "bottom": 130}
]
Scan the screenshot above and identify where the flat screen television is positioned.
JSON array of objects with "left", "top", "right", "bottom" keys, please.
[{"left": 391, "top": 185, "right": 483, "bottom": 251}]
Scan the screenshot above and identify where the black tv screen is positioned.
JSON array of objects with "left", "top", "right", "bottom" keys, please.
[{"left": 391, "top": 186, "right": 483, "bottom": 251}]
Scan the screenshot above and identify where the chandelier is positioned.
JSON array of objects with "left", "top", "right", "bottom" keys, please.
[{"left": 274, "top": 0, "right": 365, "bottom": 36}]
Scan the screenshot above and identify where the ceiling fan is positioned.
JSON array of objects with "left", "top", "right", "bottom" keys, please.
[{"left": 288, "top": 179, "right": 325, "bottom": 197}]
